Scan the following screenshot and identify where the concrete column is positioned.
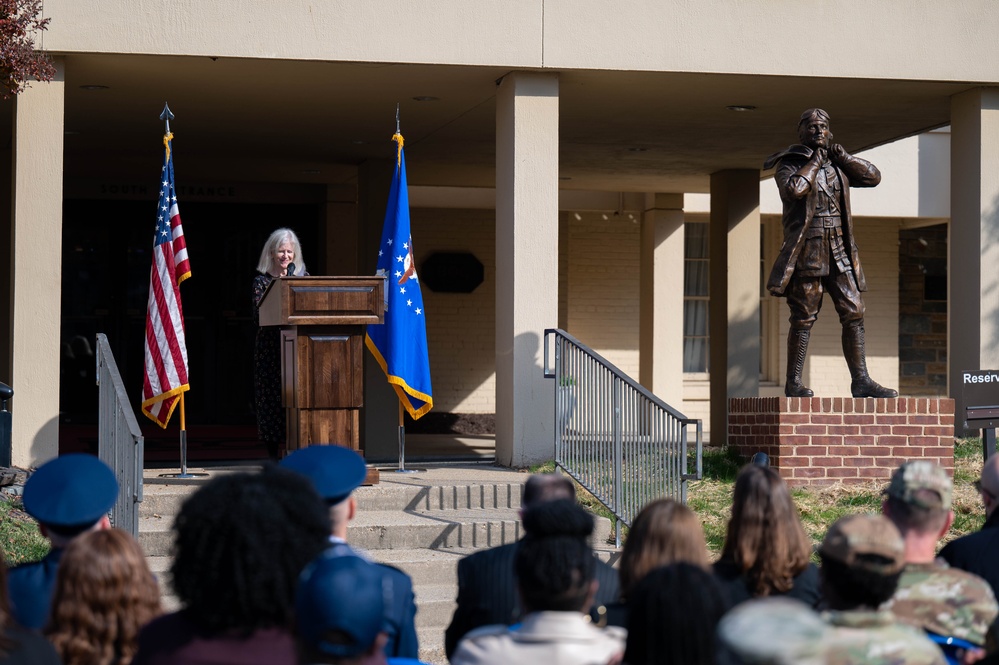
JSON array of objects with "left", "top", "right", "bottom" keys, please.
[
  {"left": 709, "top": 169, "right": 761, "bottom": 445},
  {"left": 950, "top": 88, "right": 999, "bottom": 435},
  {"left": 639, "top": 193, "right": 684, "bottom": 408},
  {"left": 11, "top": 61, "right": 65, "bottom": 466},
  {"left": 321, "top": 183, "right": 358, "bottom": 276},
  {"left": 495, "top": 71, "right": 559, "bottom": 467},
  {"left": 359, "top": 158, "right": 400, "bottom": 461}
]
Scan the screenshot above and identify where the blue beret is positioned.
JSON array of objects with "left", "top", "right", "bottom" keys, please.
[
  {"left": 23, "top": 454, "right": 118, "bottom": 532},
  {"left": 279, "top": 445, "right": 366, "bottom": 504},
  {"left": 296, "top": 551, "right": 386, "bottom": 658}
]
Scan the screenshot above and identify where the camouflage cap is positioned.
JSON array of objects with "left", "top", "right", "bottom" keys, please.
[
  {"left": 819, "top": 514, "right": 905, "bottom": 575},
  {"left": 886, "top": 460, "right": 952, "bottom": 510}
]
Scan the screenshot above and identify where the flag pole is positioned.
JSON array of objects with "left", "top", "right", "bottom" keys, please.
[{"left": 153, "top": 103, "right": 205, "bottom": 480}]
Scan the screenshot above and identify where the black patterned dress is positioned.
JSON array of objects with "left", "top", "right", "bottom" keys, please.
[{"left": 252, "top": 272, "right": 284, "bottom": 456}]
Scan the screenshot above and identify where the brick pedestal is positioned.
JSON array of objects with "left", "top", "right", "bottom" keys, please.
[{"left": 728, "top": 397, "right": 955, "bottom": 486}]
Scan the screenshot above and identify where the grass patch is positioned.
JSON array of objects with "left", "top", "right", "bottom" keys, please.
[
  {"left": 0, "top": 496, "right": 50, "bottom": 565},
  {"left": 530, "top": 438, "right": 987, "bottom": 554},
  {"left": 689, "top": 437, "right": 986, "bottom": 559}
]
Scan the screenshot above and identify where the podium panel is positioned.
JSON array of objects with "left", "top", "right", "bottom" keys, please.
[
  {"left": 294, "top": 409, "right": 359, "bottom": 452},
  {"left": 297, "top": 331, "right": 363, "bottom": 408},
  {"left": 259, "top": 276, "right": 385, "bottom": 458}
]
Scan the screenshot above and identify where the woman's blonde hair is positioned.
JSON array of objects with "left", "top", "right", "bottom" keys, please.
[
  {"left": 618, "top": 498, "right": 709, "bottom": 597},
  {"left": 46, "top": 528, "right": 161, "bottom": 665},
  {"left": 720, "top": 464, "right": 812, "bottom": 596},
  {"left": 256, "top": 227, "right": 306, "bottom": 276}
]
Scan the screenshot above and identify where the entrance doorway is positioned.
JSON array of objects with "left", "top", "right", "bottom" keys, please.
[{"left": 59, "top": 199, "right": 320, "bottom": 462}]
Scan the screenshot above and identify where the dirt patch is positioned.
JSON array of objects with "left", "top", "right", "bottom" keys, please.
[{"left": 406, "top": 413, "right": 495, "bottom": 435}]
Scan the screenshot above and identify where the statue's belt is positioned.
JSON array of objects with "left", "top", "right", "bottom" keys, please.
[{"left": 810, "top": 215, "right": 842, "bottom": 229}]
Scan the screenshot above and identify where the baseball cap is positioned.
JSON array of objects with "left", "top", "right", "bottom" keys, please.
[
  {"left": 818, "top": 514, "right": 905, "bottom": 575},
  {"left": 279, "top": 444, "right": 367, "bottom": 505},
  {"left": 295, "top": 551, "right": 387, "bottom": 658},
  {"left": 885, "top": 460, "right": 952, "bottom": 510},
  {"left": 23, "top": 454, "right": 118, "bottom": 535}
]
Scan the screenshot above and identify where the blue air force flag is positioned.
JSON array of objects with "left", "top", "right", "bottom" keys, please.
[{"left": 364, "top": 133, "right": 433, "bottom": 419}]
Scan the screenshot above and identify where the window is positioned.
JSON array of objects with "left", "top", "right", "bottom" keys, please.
[{"left": 683, "top": 222, "right": 709, "bottom": 372}]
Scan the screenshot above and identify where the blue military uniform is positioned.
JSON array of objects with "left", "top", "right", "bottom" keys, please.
[
  {"left": 7, "top": 453, "right": 118, "bottom": 630},
  {"left": 281, "top": 445, "right": 419, "bottom": 659}
]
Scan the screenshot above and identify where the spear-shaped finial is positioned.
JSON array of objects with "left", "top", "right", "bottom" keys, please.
[
  {"left": 395, "top": 103, "right": 401, "bottom": 135},
  {"left": 160, "top": 102, "right": 175, "bottom": 134}
]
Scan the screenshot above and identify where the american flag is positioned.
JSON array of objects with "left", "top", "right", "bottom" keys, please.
[{"left": 141, "top": 132, "right": 191, "bottom": 427}]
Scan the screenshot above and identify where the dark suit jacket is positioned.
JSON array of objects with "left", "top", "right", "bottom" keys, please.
[
  {"left": 940, "top": 510, "right": 999, "bottom": 598},
  {"left": 444, "top": 541, "right": 620, "bottom": 659}
]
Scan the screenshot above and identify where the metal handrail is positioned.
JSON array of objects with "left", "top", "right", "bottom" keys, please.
[
  {"left": 544, "top": 328, "right": 702, "bottom": 546},
  {"left": 96, "top": 334, "right": 144, "bottom": 538}
]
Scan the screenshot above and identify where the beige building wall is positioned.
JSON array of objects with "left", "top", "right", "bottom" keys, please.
[
  {"left": 44, "top": 1, "right": 999, "bottom": 84},
  {"left": 564, "top": 211, "right": 642, "bottom": 378},
  {"left": 413, "top": 208, "right": 496, "bottom": 414}
]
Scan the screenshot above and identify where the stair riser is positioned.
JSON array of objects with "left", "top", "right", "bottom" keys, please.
[
  {"left": 140, "top": 520, "right": 523, "bottom": 557},
  {"left": 139, "top": 483, "right": 523, "bottom": 518}
]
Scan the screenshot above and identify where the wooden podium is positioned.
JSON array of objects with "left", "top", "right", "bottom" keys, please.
[{"left": 258, "top": 276, "right": 385, "bottom": 482}]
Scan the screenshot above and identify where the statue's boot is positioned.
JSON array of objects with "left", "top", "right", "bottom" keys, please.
[
  {"left": 843, "top": 321, "right": 898, "bottom": 398},
  {"left": 785, "top": 328, "right": 813, "bottom": 397}
]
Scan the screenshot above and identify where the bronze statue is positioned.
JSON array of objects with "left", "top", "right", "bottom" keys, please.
[{"left": 764, "top": 109, "right": 897, "bottom": 399}]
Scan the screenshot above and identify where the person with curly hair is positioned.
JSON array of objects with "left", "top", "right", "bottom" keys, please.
[
  {"left": 45, "top": 528, "right": 160, "bottom": 665},
  {"left": 131, "top": 466, "right": 331, "bottom": 665},
  {"left": 0, "top": 554, "right": 59, "bottom": 665},
  {"left": 713, "top": 463, "right": 820, "bottom": 607}
]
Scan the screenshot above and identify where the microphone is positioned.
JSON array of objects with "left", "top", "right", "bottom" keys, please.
[{"left": 286, "top": 262, "right": 296, "bottom": 277}]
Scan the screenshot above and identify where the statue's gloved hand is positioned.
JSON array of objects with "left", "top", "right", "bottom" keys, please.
[{"left": 829, "top": 143, "right": 849, "bottom": 165}]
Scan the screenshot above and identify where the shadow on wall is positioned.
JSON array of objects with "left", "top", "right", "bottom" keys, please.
[{"left": 28, "top": 415, "right": 60, "bottom": 469}]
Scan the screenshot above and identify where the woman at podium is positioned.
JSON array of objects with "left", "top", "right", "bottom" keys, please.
[{"left": 252, "top": 228, "right": 307, "bottom": 459}]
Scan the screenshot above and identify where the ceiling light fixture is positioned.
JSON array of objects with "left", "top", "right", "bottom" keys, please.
[{"left": 726, "top": 105, "right": 757, "bottom": 112}]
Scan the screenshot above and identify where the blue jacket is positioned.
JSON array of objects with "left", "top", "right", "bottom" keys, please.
[
  {"left": 326, "top": 539, "right": 419, "bottom": 659},
  {"left": 8, "top": 548, "right": 62, "bottom": 630}
]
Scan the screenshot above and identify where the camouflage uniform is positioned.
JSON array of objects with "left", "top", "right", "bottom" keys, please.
[
  {"left": 717, "top": 597, "right": 946, "bottom": 665},
  {"left": 881, "top": 461, "right": 999, "bottom": 647},
  {"left": 821, "top": 608, "right": 947, "bottom": 665},
  {"left": 882, "top": 560, "right": 998, "bottom": 646}
]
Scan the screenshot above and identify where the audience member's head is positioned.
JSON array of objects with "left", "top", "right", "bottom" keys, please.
[
  {"left": 818, "top": 514, "right": 905, "bottom": 611},
  {"left": 515, "top": 498, "right": 596, "bottom": 614},
  {"left": 170, "top": 467, "right": 330, "bottom": 635},
  {"left": 46, "top": 528, "right": 161, "bottom": 665},
  {"left": 624, "top": 563, "right": 731, "bottom": 665},
  {"left": 295, "top": 553, "right": 389, "bottom": 665},
  {"left": 882, "top": 460, "right": 953, "bottom": 540},
  {"left": 522, "top": 473, "right": 575, "bottom": 511},
  {"left": 23, "top": 453, "right": 117, "bottom": 548},
  {"left": 280, "top": 444, "right": 368, "bottom": 538},
  {"left": 618, "top": 498, "right": 709, "bottom": 598},
  {"left": 978, "top": 454, "right": 999, "bottom": 519},
  {"left": 720, "top": 463, "right": 811, "bottom": 596}
]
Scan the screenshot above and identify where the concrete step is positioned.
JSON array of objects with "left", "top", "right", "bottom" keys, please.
[
  {"left": 139, "top": 509, "right": 524, "bottom": 556},
  {"left": 139, "top": 481, "right": 524, "bottom": 519}
]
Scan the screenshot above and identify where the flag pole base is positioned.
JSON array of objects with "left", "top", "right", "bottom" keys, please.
[{"left": 159, "top": 428, "right": 208, "bottom": 478}]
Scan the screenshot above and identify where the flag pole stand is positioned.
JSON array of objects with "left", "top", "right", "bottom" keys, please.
[
  {"left": 160, "top": 393, "right": 207, "bottom": 479},
  {"left": 395, "top": 403, "right": 425, "bottom": 474}
]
